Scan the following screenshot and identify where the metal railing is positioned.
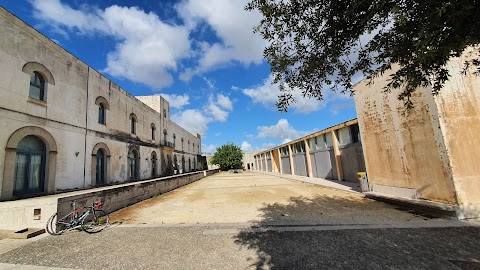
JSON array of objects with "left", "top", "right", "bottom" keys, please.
[{"left": 161, "top": 141, "right": 175, "bottom": 148}]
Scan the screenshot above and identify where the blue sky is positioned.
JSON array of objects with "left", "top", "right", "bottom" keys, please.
[{"left": 1, "top": 0, "right": 357, "bottom": 154}]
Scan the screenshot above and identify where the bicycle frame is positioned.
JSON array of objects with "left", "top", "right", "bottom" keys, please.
[{"left": 56, "top": 202, "right": 98, "bottom": 229}]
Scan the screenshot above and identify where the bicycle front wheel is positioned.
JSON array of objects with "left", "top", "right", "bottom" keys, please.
[
  {"left": 46, "top": 211, "right": 72, "bottom": 235},
  {"left": 81, "top": 210, "right": 109, "bottom": 233}
]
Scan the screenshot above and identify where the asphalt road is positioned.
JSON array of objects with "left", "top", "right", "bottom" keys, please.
[{"left": 0, "top": 172, "right": 479, "bottom": 269}]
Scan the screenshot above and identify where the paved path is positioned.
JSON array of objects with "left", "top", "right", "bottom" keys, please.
[
  {"left": 109, "top": 171, "right": 434, "bottom": 225},
  {"left": 0, "top": 171, "right": 479, "bottom": 269}
]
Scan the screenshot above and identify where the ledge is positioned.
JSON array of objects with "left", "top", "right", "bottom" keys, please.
[{"left": 365, "top": 191, "right": 457, "bottom": 217}]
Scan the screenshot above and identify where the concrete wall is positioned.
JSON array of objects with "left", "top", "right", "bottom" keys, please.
[
  {"left": 354, "top": 67, "right": 456, "bottom": 203},
  {"left": 353, "top": 48, "right": 480, "bottom": 218},
  {"left": 434, "top": 48, "right": 480, "bottom": 218},
  {"left": 0, "top": 169, "right": 219, "bottom": 230}
]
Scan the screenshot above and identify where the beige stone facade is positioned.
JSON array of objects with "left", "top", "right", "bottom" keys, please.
[
  {"left": 353, "top": 48, "right": 480, "bottom": 219},
  {"left": 0, "top": 7, "right": 202, "bottom": 202},
  {"left": 242, "top": 152, "right": 256, "bottom": 170}
]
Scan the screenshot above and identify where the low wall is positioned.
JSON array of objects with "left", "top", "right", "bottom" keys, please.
[{"left": 0, "top": 169, "right": 219, "bottom": 230}]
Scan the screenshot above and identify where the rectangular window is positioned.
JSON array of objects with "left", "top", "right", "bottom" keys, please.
[{"left": 338, "top": 127, "right": 352, "bottom": 146}]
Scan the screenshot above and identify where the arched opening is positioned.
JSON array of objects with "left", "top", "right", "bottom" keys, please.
[
  {"left": 181, "top": 156, "right": 185, "bottom": 174},
  {"left": 128, "top": 148, "right": 139, "bottom": 180},
  {"left": 130, "top": 114, "right": 137, "bottom": 135},
  {"left": 151, "top": 124, "right": 156, "bottom": 141},
  {"left": 98, "top": 103, "right": 106, "bottom": 124},
  {"left": 95, "top": 149, "right": 106, "bottom": 185},
  {"left": 173, "top": 155, "right": 178, "bottom": 172},
  {"left": 29, "top": 72, "right": 45, "bottom": 101},
  {"left": 3, "top": 127, "right": 57, "bottom": 201},
  {"left": 163, "top": 129, "right": 167, "bottom": 145},
  {"left": 188, "top": 157, "right": 191, "bottom": 172},
  {"left": 14, "top": 136, "right": 46, "bottom": 196},
  {"left": 151, "top": 151, "right": 157, "bottom": 177}
]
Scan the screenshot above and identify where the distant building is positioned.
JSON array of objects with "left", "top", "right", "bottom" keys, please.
[
  {"left": 243, "top": 152, "right": 256, "bottom": 170},
  {"left": 0, "top": 7, "right": 202, "bottom": 201},
  {"left": 254, "top": 119, "right": 365, "bottom": 182}
]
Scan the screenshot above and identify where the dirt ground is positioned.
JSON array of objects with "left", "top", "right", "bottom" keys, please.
[{"left": 109, "top": 171, "right": 431, "bottom": 225}]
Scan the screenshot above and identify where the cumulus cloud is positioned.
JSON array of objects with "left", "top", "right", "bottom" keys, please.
[
  {"left": 204, "top": 94, "right": 233, "bottom": 122},
  {"left": 161, "top": 94, "right": 190, "bottom": 109},
  {"left": 171, "top": 109, "right": 210, "bottom": 135},
  {"left": 216, "top": 94, "right": 233, "bottom": 111},
  {"left": 257, "top": 119, "right": 300, "bottom": 140},
  {"left": 241, "top": 141, "right": 253, "bottom": 152},
  {"left": 171, "top": 94, "right": 234, "bottom": 135},
  {"left": 243, "top": 75, "right": 351, "bottom": 114},
  {"left": 177, "top": 0, "right": 266, "bottom": 80},
  {"left": 202, "top": 144, "right": 217, "bottom": 154},
  {"left": 31, "top": 0, "right": 266, "bottom": 87},
  {"left": 32, "top": 0, "right": 191, "bottom": 89}
]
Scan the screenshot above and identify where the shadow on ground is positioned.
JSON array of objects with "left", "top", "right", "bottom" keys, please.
[{"left": 233, "top": 195, "right": 480, "bottom": 270}]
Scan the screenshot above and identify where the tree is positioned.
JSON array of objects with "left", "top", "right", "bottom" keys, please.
[
  {"left": 246, "top": 0, "right": 480, "bottom": 110},
  {"left": 210, "top": 143, "right": 243, "bottom": 170}
]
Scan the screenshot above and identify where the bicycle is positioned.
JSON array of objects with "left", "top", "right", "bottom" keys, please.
[{"left": 46, "top": 200, "right": 110, "bottom": 235}]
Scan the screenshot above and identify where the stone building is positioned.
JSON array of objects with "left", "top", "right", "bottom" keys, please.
[
  {"left": 254, "top": 119, "right": 365, "bottom": 182},
  {"left": 242, "top": 152, "right": 256, "bottom": 170},
  {"left": 353, "top": 48, "right": 480, "bottom": 219},
  {"left": 0, "top": 7, "right": 201, "bottom": 202}
]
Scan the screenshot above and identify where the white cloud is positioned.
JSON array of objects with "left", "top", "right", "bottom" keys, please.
[
  {"left": 257, "top": 119, "right": 300, "bottom": 140},
  {"left": 241, "top": 141, "right": 253, "bottom": 152},
  {"left": 32, "top": 0, "right": 266, "bottom": 87},
  {"left": 203, "top": 77, "right": 216, "bottom": 90},
  {"left": 161, "top": 94, "right": 190, "bottom": 109},
  {"left": 260, "top": 143, "right": 276, "bottom": 151},
  {"left": 281, "top": 138, "right": 292, "bottom": 144},
  {"left": 202, "top": 144, "right": 217, "bottom": 154},
  {"left": 171, "top": 109, "right": 210, "bottom": 135},
  {"left": 207, "top": 103, "right": 228, "bottom": 122},
  {"left": 243, "top": 75, "right": 351, "bottom": 114},
  {"left": 204, "top": 94, "right": 233, "bottom": 122},
  {"left": 171, "top": 94, "right": 234, "bottom": 135},
  {"left": 32, "top": 0, "right": 191, "bottom": 89},
  {"left": 216, "top": 94, "right": 233, "bottom": 111},
  {"left": 177, "top": 0, "right": 266, "bottom": 80}
]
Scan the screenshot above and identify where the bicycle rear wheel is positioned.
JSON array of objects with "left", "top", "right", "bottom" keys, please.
[
  {"left": 81, "top": 210, "right": 109, "bottom": 233},
  {"left": 46, "top": 211, "right": 72, "bottom": 235}
]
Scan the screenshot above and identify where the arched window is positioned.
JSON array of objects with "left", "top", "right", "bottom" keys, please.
[
  {"left": 128, "top": 149, "right": 139, "bottom": 180},
  {"left": 14, "top": 136, "right": 46, "bottom": 196},
  {"left": 151, "top": 151, "right": 157, "bottom": 177},
  {"left": 188, "top": 157, "right": 191, "bottom": 172},
  {"left": 98, "top": 103, "right": 106, "bottom": 124},
  {"left": 130, "top": 114, "right": 137, "bottom": 135},
  {"left": 96, "top": 149, "right": 106, "bottom": 185},
  {"left": 181, "top": 156, "right": 185, "bottom": 173},
  {"left": 181, "top": 138, "right": 184, "bottom": 149},
  {"left": 29, "top": 72, "right": 45, "bottom": 101},
  {"left": 151, "top": 124, "right": 156, "bottom": 141},
  {"left": 188, "top": 140, "right": 190, "bottom": 151}
]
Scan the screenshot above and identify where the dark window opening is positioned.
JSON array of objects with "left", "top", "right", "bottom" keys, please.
[{"left": 29, "top": 71, "right": 45, "bottom": 101}]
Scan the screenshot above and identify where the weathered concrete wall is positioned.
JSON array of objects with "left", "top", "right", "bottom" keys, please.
[
  {"left": 434, "top": 49, "right": 480, "bottom": 217},
  {"left": 281, "top": 156, "right": 291, "bottom": 174},
  {"left": 0, "top": 170, "right": 219, "bottom": 230},
  {"left": 56, "top": 171, "right": 206, "bottom": 215},
  {"left": 353, "top": 67, "right": 456, "bottom": 203},
  {"left": 293, "top": 153, "right": 308, "bottom": 176},
  {"left": 339, "top": 143, "right": 366, "bottom": 182}
]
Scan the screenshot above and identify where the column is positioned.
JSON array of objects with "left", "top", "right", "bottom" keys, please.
[
  {"left": 331, "top": 130, "right": 344, "bottom": 181},
  {"left": 304, "top": 139, "right": 313, "bottom": 177},
  {"left": 288, "top": 144, "right": 295, "bottom": 175}
]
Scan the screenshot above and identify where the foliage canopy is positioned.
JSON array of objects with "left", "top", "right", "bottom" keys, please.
[
  {"left": 210, "top": 143, "right": 243, "bottom": 170},
  {"left": 246, "top": 0, "right": 480, "bottom": 110}
]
